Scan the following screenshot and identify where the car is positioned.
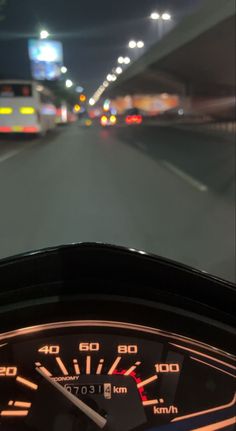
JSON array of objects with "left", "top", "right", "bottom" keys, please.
[
  {"left": 125, "top": 114, "right": 143, "bottom": 125},
  {"left": 124, "top": 108, "right": 143, "bottom": 125},
  {"left": 100, "top": 114, "right": 117, "bottom": 126},
  {"left": 79, "top": 116, "right": 93, "bottom": 127}
]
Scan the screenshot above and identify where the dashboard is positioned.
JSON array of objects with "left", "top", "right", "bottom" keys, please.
[{"left": 0, "top": 243, "right": 235, "bottom": 431}]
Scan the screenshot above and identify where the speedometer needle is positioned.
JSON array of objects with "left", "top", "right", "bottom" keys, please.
[{"left": 36, "top": 367, "right": 107, "bottom": 429}]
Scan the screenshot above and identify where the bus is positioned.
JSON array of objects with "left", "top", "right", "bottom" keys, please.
[{"left": 0, "top": 80, "right": 56, "bottom": 135}]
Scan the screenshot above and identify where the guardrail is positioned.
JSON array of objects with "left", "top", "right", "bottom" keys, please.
[{"left": 202, "top": 122, "right": 236, "bottom": 134}]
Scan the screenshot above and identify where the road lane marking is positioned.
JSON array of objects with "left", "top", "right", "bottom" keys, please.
[
  {"left": 136, "top": 141, "right": 147, "bottom": 151},
  {"left": 161, "top": 160, "right": 208, "bottom": 192},
  {"left": 0, "top": 139, "right": 40, "bottom": 164},
  {"left": 0, "top": 149, "right": 24, "bottom": 163}
]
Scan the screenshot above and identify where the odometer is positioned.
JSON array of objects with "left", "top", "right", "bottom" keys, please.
[{"left": 0, "top": 321, "right": 235, "bottom": 430}]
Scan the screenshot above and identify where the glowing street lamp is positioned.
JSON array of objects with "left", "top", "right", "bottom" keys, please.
[
  {"left": 40, "top": 30, "right": 49, "bottom": 39},
  {"left": 74, "top": 104, "right": 81, "bottom": 112},
  {"left": 61, "top": 66, "right": 68, "bottom": 74},
  {"left": 150, "top": 12, "right": 160, "bottom": 20},
  {"left": 150, "top": 11, "right": 171, "bottom": 21},
  {"left": 129, "top": 40, "right": 137, "bottom": 49},
  {"left": 162, "top": 12, "right": 171, "bottom": 20},
  {"left": 137, "top": 41, "right": 144, "bottom": 48},
  {"left": 118, "top": 56, "right": 124, "bottom": 64},
  {"left": 80, "top": 94, "right": 86, "bottom": 102},
  {"left": 116, "top": 67, "right": 123, "bottom": 74},
  {"left": 76, "top": 86, "right": 84, "bottom": 93},
  {"left": 65, "top": 79, "right": 73, "bottom": 88},
  {"left": 124, "top": 57, "right": 131, "bottom": 64}
]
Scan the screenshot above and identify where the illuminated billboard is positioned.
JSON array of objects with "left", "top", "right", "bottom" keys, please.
[{"left": 28, "top": 39, "right": 63, "bottom": 81}]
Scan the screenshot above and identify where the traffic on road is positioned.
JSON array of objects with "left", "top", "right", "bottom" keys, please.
[{"left": 0, "top": 1, "right": 235, "bottom": 430}]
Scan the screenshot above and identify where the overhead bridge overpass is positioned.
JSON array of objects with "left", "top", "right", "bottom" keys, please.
[{"left": 105, "top": 0, "right": 235, "bottom": 119}]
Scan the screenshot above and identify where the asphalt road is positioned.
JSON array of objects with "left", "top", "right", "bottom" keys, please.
[{"left": 0, "top": 123, "right": 235, "bottom": 282}]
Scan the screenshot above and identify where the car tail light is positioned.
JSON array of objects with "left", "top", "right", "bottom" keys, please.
[{"left": 126, "top": 115, "right": 142, "bottom": 124}]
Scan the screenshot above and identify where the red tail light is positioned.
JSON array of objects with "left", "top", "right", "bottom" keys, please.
[
  {"left": 126, "top": 115, "right": 142, "bottom": 125},
  {"left": 23, "top": 126, "right": 38, "bottom": 133},
  {"left": 0, "top": 126, "right": 11, "bottom": 133}
]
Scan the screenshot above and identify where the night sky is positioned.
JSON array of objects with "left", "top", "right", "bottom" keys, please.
[{"left": 0, "top": 0, "right": 204, "bottom": 95}]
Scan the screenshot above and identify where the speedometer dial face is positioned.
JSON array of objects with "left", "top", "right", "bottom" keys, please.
[{"left": 0, "top": 321, "right": 235, "bottom": 431}]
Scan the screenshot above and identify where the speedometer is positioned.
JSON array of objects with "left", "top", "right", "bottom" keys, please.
[{"left": 0, "top": 321, "right": 235, "bottom": 431}]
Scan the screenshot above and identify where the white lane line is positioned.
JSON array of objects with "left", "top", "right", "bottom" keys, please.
[
  {"left": 0, "top": 140, "right": 38, "bottom": 164},
  {"left": 0, "top": 149, "right": 24, "bottom": 164},
  {"left": 161, "top": 160, "right": 208, "bottom": 192},
  {"left": 136, "top": 141, "right": 147, "bottom": 151}
]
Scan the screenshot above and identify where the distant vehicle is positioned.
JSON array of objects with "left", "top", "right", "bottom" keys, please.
[
  {"left": 125, "top": 107, "right": 143, "bottom": 125},
  {"left": 80, "top": 117, "right": 93, "bottom": 127},
  {"left": 0, "top": 80, "right": 56, "bottom": 135},
  {"left": 125, "top": 114, "right": 143, "bottom": 125},
  {"left": 56, "top": 102, "right": 77, "bottom": 125},
  {"left": 56, "top": 102, "right": 69, "bottom": 125},
  {"left": 100, "top": 114, "right": 117, "bottom": 127}
]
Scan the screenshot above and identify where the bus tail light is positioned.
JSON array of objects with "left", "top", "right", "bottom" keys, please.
[
  {"left": 23, "top": 126, "right": 38, "bottom": 133},
  {"left": 0, "top": 126, "right": 12, "bottom": 132},
  {"left": 0, "top": 126, "right": 38, "bottom": 133}
]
